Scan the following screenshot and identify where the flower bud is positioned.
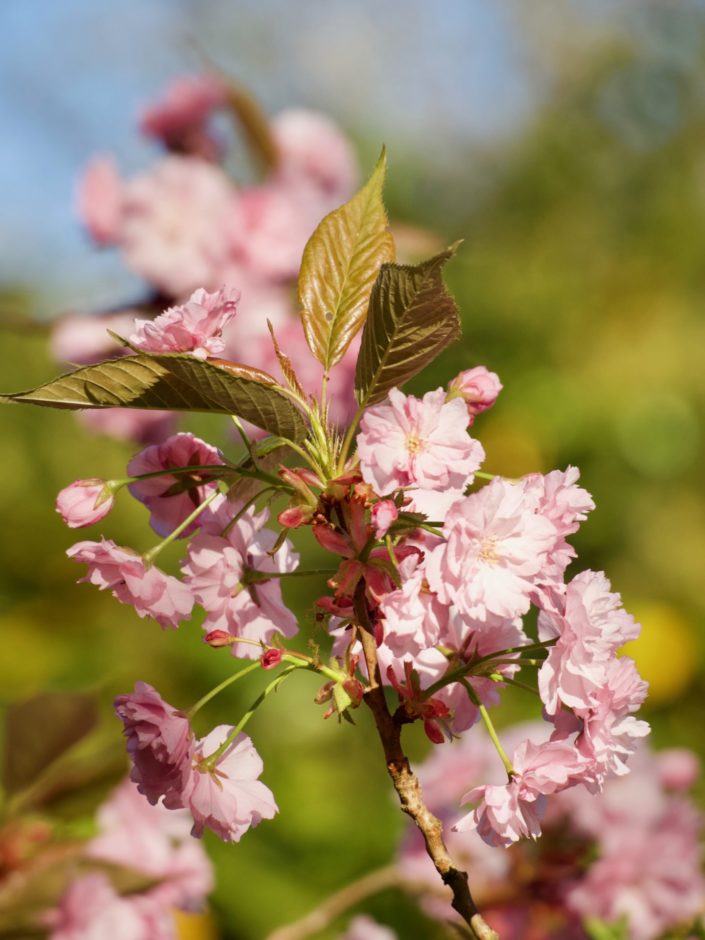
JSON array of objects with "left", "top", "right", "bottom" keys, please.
[
  {"left": 447, "top": 366, "right": 502, "bottom": 423},
  {"left": 204, "top": 629, "right": 234, "bottom": 648},
  {"left": 260, "top": 648, "right": 284, "bottom": 670},
  {"left": 56, "top": 479, "right": 114, "bottom": 528},
  {"left": 277, "top": 505, "right": 314, "bottom": 529}
]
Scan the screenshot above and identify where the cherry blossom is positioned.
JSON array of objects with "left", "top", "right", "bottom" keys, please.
[
  {"left": 185, "top": 726, "right": 278, "bottom": 842},
  {"left": 358, "top": 387, "right": 484, "bottom": 512},
  {"left": 130, "top": 286, "right": 239, "bottom": 359},
  {"left": 127, "top": 432, "right": 224, "bottom": 537},
  {"left": 67, "top": 539, "right": 193, "bottom": 629},
  {"left": 426, "top": 478, "right": 557, "bottom": 623},
  {"left": 538, "top": 569, "right": 640, "bottom": 715},
  {"left": 182, "top": 497, "right": 299, "bottom": 657},
  {"left": 44, "top": 874, "right": 174, "bottom": 940},
  {"left": 75, "top": 155, "right": 123, "bottom": 245},
  {"left": 114, "top": 683, "right": 194, "bottom": 806}
]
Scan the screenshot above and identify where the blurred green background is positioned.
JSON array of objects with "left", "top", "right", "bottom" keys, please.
[{"left": 1, "top": 1, "right": 704, "bottom": 937}]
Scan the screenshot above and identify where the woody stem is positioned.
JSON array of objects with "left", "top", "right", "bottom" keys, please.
[{"left": 352, "top": 586, "right": 499, "bottom": 940}]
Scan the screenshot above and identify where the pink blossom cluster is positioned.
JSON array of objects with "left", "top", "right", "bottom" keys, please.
[
  {"left": 338, "top": 377, "right": 647, "bottom": 846},
  {"left": 114, "top": 682, "right": 277, "bottom": 842},
  {"left": 58, "top": 74, "right": 361, "bottom": 442},
  {"left": 59, "top": 432, "right": 299, "bottom": 651},
  {"left": 44, "top": 777, "right": 213, "bottom": 940},
  {"left": 398, "top": 728, "right": 705, "bottom": 939}
]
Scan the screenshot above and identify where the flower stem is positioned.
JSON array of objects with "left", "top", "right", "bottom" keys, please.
[
  {"left": 188, "top": 661, "right": 262, "bottom": 718},
  {"left": 202, "top": 665, "right": 301, "bottom": 768},
  {"left": 461, "top": 680, "right": 514, "bottom": 778},
  {"left": 143, "top": 487, "right": 222, "bottom": 562}
]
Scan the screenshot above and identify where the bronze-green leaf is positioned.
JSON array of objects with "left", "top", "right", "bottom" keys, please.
[
  {"left": 2, "top": 692, "right": 99, "bottom": 796},
  {"left": 354, "top": 245, "right": 462, "bottom": 408},
  {"left": 0, "top": 353, "right": 307, "bottom": 442},
  {"left": 298, "top": 149, "right": 395, "bottom": 371}
]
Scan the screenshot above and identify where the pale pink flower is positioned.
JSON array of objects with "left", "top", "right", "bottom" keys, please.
[
  {"left": 127, "top": 432, "right": 224, "bottom": 537},
  {"left": 140, "top": 73, "right": 226, "bottom": 159},
  {"left": 78, "top": 408, "right": 176, "bottom": 444},
  {"left": 521, "top": 467, "right": 595, "bottom": 588},
  {"left": 272, "top": 108, "right": 359, "bottom": 200},
  {"left": 575, "top": 656, "right": 650, "bottom": 791},
  {"left": 51, "top": 310, "right": 137, "bottom": 365},
  {"left": 378, "top": 554, "right": 447, "bottom": 656},
  {"left": 44, "top": 874, "right": 174, "bottom": 940},
  {"left": 88, "top": 778, "right": 213, "bottom": 910},
  {"left": 538, "top": 570, "right": 641, "bottom": 715},
  {"left": 455, "top": 738, "right": 587, "bottom": 847},
  {"left": 447, "top": 366, "right": 502, "bottom": 423},
  {"left": 119, "top": 156, "right": 235, "bottom": 297},
  {"left": 372, "top": 499, "right": 399, "bottom": 539},
  {"left": 114, "top": 683, "right": 194, "bottom": 806},
  {"left": 425, "top": 478, "right": 557, "bottom": 623},
  {"left": 184, "top": 727, "right": 277, "bottom": 842},
  {"left": 56, "top": 479, "right": 113, "bottom": 528},
  {"left": 340, "top": 915, "right": 397, "bottom": 940},
  {"left": 357, "top": 388, "right": 484, "bottom": 508},
  {"left": 130, "top": 286, "right": 239, "bottom": 359},
  {"left": 182, "top": 497, "right": 299, "bottom": 658},
  {"left": 75, "top": 155, "right": 124, "bottom": 245},
  {"left": 68, "top": 539, "right": 193, "bottom": 629}
]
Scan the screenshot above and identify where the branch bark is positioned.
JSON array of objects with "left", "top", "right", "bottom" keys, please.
[{"left": 355, "top": 588, "right": 499, "bottom": 940}]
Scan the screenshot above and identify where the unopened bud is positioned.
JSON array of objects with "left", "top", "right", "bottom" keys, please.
[
  {"left": 204, "top": 629, "right": 234, "bottom": 648},
  {"left": 424, "top": 718, "right": 445, "bottom": 745},
  {"left": 260, "top": 648, "right": 284, "bottom": 670}
]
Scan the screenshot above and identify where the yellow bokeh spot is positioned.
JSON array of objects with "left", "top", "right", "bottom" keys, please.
[
  {"left": 174, "top": 909, "right": 219, "bottom": 940},
  {"left": 621, "top": 602, "right": 699, "bottom": 706}
]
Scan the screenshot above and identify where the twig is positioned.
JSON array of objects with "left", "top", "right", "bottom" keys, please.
[
  {"left": 353, "top": 587, "right": 499, "bottom": 940},
  {"left": 264, "top": 865, "right": 401, "bottom": 940}
]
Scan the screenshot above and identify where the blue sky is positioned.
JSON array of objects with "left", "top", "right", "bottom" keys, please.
[{"left": 0, "top": 0, "right": 683, "bottom": 314}]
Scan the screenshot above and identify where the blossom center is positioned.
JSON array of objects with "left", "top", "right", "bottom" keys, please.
[
  {"left": 406, "top": 433, "right": 424, "bottom": 455},
  {"left": 478, "top": 536, "right": 499, "bottom": 564}
]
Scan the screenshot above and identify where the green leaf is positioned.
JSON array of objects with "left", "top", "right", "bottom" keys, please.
[
  {"left": 354, "top": 244, "right": 462, "bottom": 407},
  {"left": 0, "top": 353, "right": 307, "bottom": 442},
  {"left": 2, "top": 692, "right": 99, "bottom": 796},
  {"left": 298, "top": 149, "right": 395, "bottom": 371}
]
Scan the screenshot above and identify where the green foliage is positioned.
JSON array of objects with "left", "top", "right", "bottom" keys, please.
[
  {"left": 2, "top": 691, "right": 98, "bottom": 796},
  {"left": 298, "top": 149, "right": 395, "bottom": 371},
  {"left": 354, "top": 245, "right": 462, "bottom": 407},
  {"left": 1, "top": 353, "right": 307, "bottom": 442},
  {"left": 584, "top": 917, "right": 630, "bottom": 940}
]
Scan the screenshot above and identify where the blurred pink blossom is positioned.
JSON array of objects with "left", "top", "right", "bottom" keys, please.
[{"left": 75, "top": 155, "right": 124, "bottom": 245}]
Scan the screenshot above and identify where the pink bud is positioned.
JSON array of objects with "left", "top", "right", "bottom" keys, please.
[
  {"left": 204, "top": 629, "right": 234, "bottom": 648},
  {"left": 261, "top": 648, "right": 284, "bottom": 670},
  {"left": 371, "top": 500, "right": 398, "bottom": 539},
  {"left": 447, "top": 366, "right": 502, "bottom": 423},
  {"left": 56, "top": 479, "right": 114, "bottom": 528}
]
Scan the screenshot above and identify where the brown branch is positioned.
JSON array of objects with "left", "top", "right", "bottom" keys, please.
[
  {"left": 264, "top": 865, "right": 402, "bottom": 940},
  {"left": 354, "top": 586, "right": 499, "bottom": 940}
]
